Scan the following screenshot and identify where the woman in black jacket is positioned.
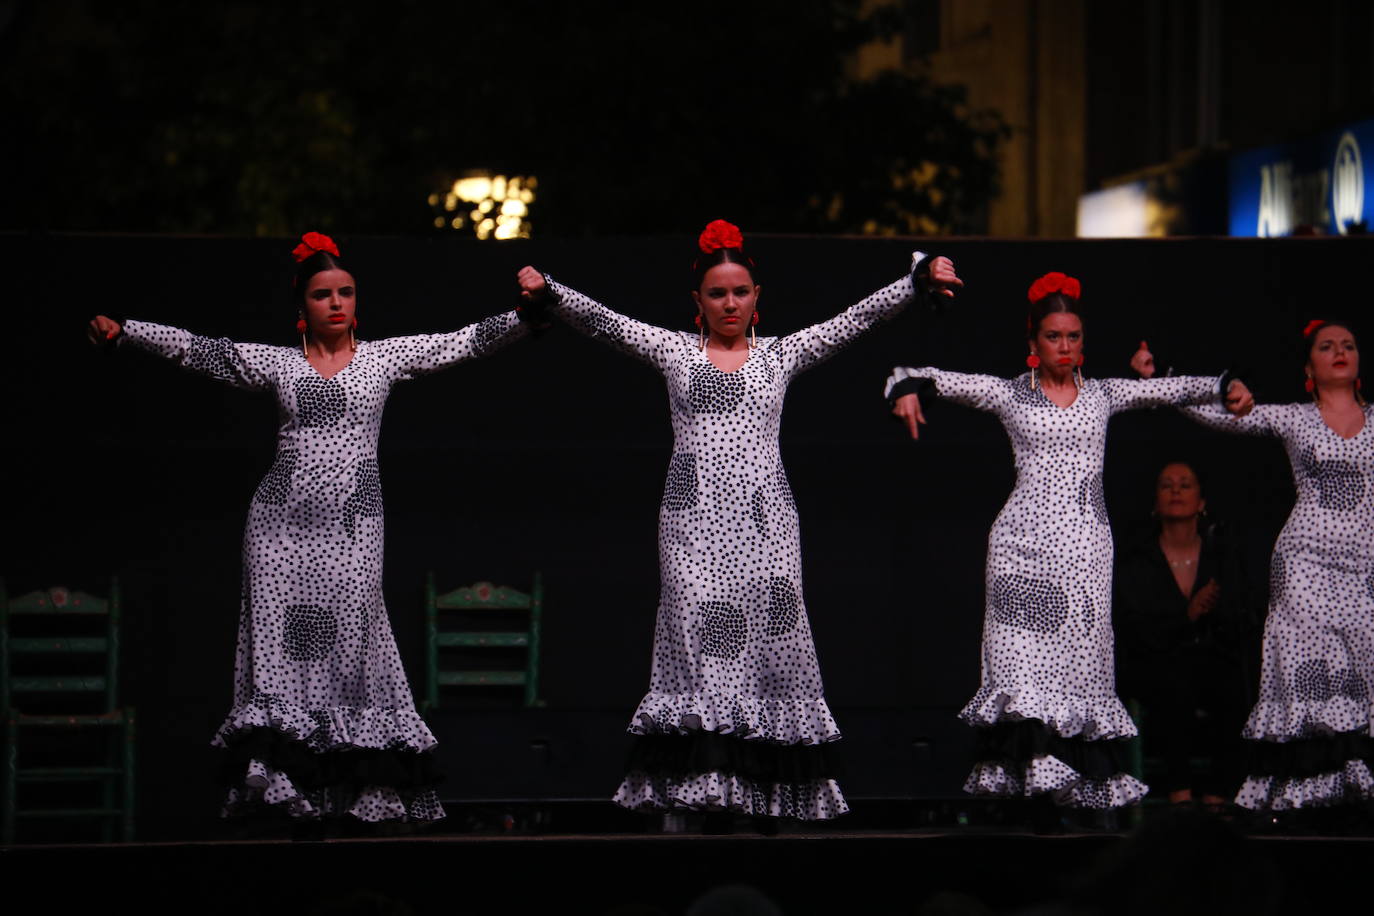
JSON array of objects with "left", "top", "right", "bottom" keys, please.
[{"left": 1114, "top": 460, "right": 1259, "bottom": 809}]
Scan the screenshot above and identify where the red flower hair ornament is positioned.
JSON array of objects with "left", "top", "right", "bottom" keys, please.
[
  {"left": 698, "top": 219, "right": 745, "bottom": 254},
  {"left": 1302, "top": 319, "right": 1326, "bottom": 338},
  {"left": 292, "top": 231, "right": 341, "bottom": 263},
  {"left": 1027, "top": 271, "right": 1082, "bottom": 303}
]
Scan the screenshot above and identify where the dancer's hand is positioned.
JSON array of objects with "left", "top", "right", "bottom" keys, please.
[
  {"left": 1130, "top": 340, "right": 1154, "bottom": 379},
  {"left": 1224, "top": 379, "right": 1254, "bottom": 416},
  {"left": 88, "top": 315, "right": 121, "bottom": 345},
  {"left": 925, "top": 256, "right": 962, "bottom": 299},
  {"left": 1187, "top": 579, "right": 1220, "bottom": 621},
  {"left": 517, "top": 266, "right": 547, "bottom": 302},
  {"left": 892, "top": 393, "right": 926, "bottom": 439}
]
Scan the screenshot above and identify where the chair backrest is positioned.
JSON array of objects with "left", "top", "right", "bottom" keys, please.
[
  {"left": 425, "top": 573, "right": 543, "bottom": 708},
  {"left": 0, "top": 580, "right": 121, "bottom": 715}
]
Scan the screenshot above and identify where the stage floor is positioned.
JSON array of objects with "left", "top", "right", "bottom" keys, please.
[{"left": 4, "top": 809, "right": 1368, "bottom": 915}]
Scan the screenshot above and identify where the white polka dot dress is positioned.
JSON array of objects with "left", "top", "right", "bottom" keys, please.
[
  {"left": 547, "top": 273, "right": 920, "bottom": 820},
  {"left": 1182, "top": 402, "right": 1374, "bottom": 810},
  {"left": 119, "top": 314, "right": 528, "bottom": 822},
  {"left": 884, "top": 369, "right": 1224, "bottom": 808}
]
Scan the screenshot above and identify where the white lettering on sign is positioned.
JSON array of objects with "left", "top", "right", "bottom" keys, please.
[
  {"left": 1332, "top": 132, "right": 1363, "bottom": 234},
  {"left": 1257, "top": 163, "right": 1291, "bottom": 236},
  {"left": 1257, "top": 161, "right": 1333, "bottom": 236}
]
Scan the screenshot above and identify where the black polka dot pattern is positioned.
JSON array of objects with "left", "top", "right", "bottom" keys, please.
[
  {"left": 689, "top": 362, "right": 746, "bottom": 414},
  {"left": 1182, "top": 402, "right": 1374, "bottom": 810},
  {"left": 254, "top": 449, "right": 297, "bottom": 505},
  {"left": 187, "top": 334, "right": 242, "bottom": 377},
  {"left": 698, "top": 601, "right": 748, "bottom": 660},
  {"left": 118, "top": 315, "right": 528, "bottom": 821},
  {"left": 284, "top": 604, "right": 337, "bottom": 661},
  {"left": 549, "top": 274, "right": 917, "bottom": 820},
  {"left": 1270, "top": 551, "right": 1288, "bottom": 604},
  {"left": 1078, "top": 471, "right": 1108, "bottom": 524},
  {"left": 887, "top": 368, "right": 1227, "bottom": 807},
  {"left": 765, "top": 577, "right": 800, "bottom": 637},
  {"left": 1299, "top": 445, "right": 1366, "bottom": 511},
  {"left": 294, "top": 376, "right": 347, "bottom": 427},
  {"left": 662, "top": 452, "right": 698, "bottom": 511},
  {"left": 343, "top": 458, "right": 383, "bottom": 539},
  {"left": 750, "top": 489, "right": 769, "bottom": 536},
  {"left": 991, "top": 573, "right": 1069, "bottom": 634}
]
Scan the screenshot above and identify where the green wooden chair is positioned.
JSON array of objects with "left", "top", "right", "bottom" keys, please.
[
  {"left": 2, "top": 580, "right": 136, "bottom": 843},
  {"left": 424, "top": 573, "right": 543, "bottom": 710}
]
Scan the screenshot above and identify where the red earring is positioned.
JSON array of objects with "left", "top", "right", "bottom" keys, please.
[
  {"left": 1077, "top": 354, "right": 1085, "bottom": 367},
  {"left": 1304, "top": 378, "right": 1314, "bottom": 393},
  {"left": 296, "top": 319, "right": 307, "bottom": 334},
  {"left": 694, "top": 314, "right": 702, "bottom": 327},
  {"left": 1357, "top": 379, "right": 1363, "bottom": 390},
  {"left": 1025, "top": 354, "right": 1040, "bottom": 369},
  {"left": 352, "top": 317, "right": 358, "bottom": 329},
  {"left": 751, "top": 312, "right": 759, "bottom": 326}
]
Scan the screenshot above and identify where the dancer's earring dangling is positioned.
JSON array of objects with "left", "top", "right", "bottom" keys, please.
[
  {"left": 1305, "top": 375, "right": 1318, "bottom": 404},
  {"left": 297, "top": 317, "right": 309, "bottom": 357},
  {"left": 750, "top": 311, "right": 759, "bottom": 349},
  {"left": 1356, "top": 378, "right": 1367, "bottom": 407},
  {"left": 1074, "top": 353, "right": 1085, "bottom": 389},
  {"left": 349, "top": 316, "right": 358, "bottom": 352},
  {"left": 1026, "top": 352, "right": 1040, "bottom": 390},
  {"left": 695, "top": 313, "right": 706, "bottom": 350}
]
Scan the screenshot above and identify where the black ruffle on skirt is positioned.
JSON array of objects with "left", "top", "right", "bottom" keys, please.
[
  {"left": 625, "top": 730, "right": 844, "bottom": 783},
  {"left": 217, "top": 726, "right": 442, "bottom": 793},
  {"left": 972, "top": 719, "right": 1133, "bottom": 780},
  {"left": 1245, "top": 728, "right": 1374, "bottom": 780}
]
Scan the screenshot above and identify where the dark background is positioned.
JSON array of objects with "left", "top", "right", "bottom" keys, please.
[{"left": 3, "top": 231, "right": 1358, "bottom": 838}]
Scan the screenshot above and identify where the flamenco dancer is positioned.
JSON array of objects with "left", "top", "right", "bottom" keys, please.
[
  {"left": 1137, "top": 322, "right": 1373, "bottom": 813},
  {"left": 517, "top": 220, "right": 961, "bottom": 821},
  {"left": 87, "top": 232, "right": 538, "bottom": 823},
  {"left": 886, "top": 272, "right": 1253, "bottom": 811}
]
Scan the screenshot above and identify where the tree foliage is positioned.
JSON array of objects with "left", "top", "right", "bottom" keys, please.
[{"left": 1, "top": 0, "right": 1005, "bottom": 236}]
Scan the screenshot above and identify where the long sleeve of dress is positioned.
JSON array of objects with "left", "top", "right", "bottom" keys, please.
[
  {"left": 1098, "top": 375, "right": 1222, "bottom": 415},
  {"left": 780, "top": 273, "right": 919, "bottom": 379},
  {"left": 374, "top": 311, "right": 528, "bottom": 381},
  {"left": 1179, "top": 403, "right": 1290, "bottom": 438},
  {"left": 545, "top": 279, "right": 686, "bottom": 371},
  {"left": 119, "top": 320, "right": 279, "bottom": 392},
  {"left": 883, "top": 367, "right": 1014, "bottom": 415}
]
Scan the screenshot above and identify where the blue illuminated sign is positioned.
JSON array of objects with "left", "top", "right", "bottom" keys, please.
[{"left": 1228, "top": 118, "right": 1374, "bottom": 236}]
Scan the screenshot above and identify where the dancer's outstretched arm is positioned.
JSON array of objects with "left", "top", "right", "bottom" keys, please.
[
  {"left": 517, "top": 266, "right": 684, "bottom": 372},
  {"left": 89, "top": 316, "right": 278, "bottom": 391},
  {"left": 779, "top": 255, "right": 960, "bottom": 379},
  {"left": 375, "top": 312, "right": 530, "bottom": 382},
  {"left": 1128, "top": 340, "right": 1270, "bottom": 432}
]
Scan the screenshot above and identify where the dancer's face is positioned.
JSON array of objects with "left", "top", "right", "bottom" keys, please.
[
  {"left": 301, "top": 269, "right": 357, "bottom": 338},
  {"left": 1307, "top": 324, "right": 1359, "bottom": 386},
  {"left": 1155, "top": 462, "right": 1205, "bottom": 521},
  {"left": 692, "top": 262, "right": 759, "bottom": 343},
  {"left": 1030, "top": 311, "right": 1083, "bottom": 380}
]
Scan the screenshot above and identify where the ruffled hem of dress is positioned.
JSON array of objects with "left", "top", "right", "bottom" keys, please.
[
  {"left": 613, "top": 771, "right": 848, "bottom": 820},
  {"left": 1242, "top": 699, "right": 1371, "bottom": 741},
  {"left": 211, "top": 694, "right": 437, "bottom": 753},
  {"left": 963, "top": 756, "right": 1148, "bottom": 809},
  {"left": 959, "top": 686, "right": 1138, "bottom": 740},
  {"left": 223, "top": 758, "right": 445, "bottom": 822},
  {"left": 626, "top": 690, "right": 841, "bottom": 744},
  {"left": 1235, "top": 761, "right": 1374, "bottom": 811}
]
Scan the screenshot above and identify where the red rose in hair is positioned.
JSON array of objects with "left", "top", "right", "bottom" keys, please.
[
  {"left": 1302, "top": 319, "right": 1325, "bottom": 338},
  {"left": 698, "top": 219, "right": 745, "bottom": 254},
  {"left": 1027, "top": 271, "right": 1081, "bottom": 303},
  {"left": 292, "top": 231, "right": 341, "bottom": 263}
]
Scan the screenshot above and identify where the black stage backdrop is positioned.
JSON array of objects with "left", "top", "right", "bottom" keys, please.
[{"left": 2, "top": 233, "right": 1364, "bottom": 837}]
